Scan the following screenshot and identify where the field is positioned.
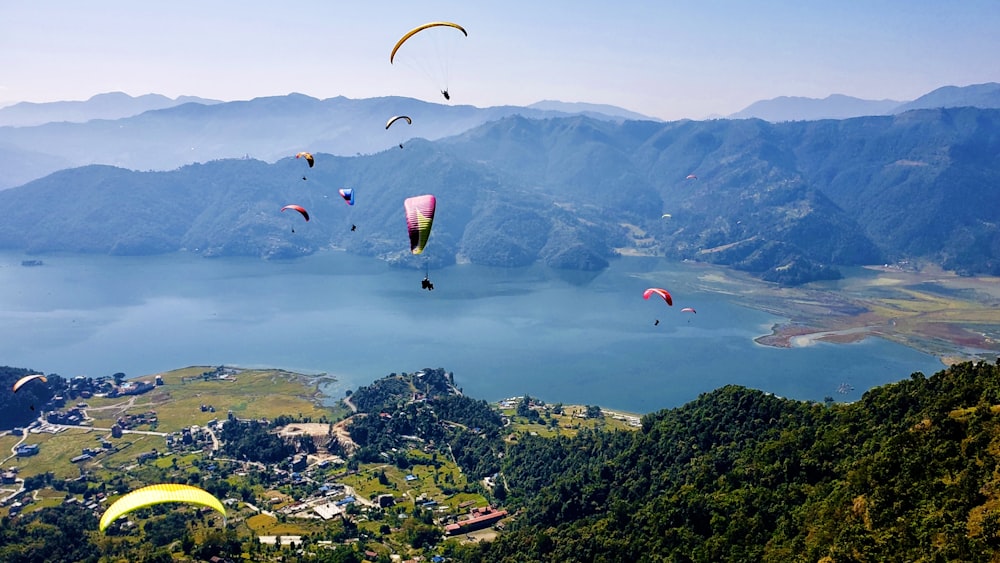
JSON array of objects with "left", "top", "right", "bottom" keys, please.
[
  {"left": 502, "top": 404, "right": 642, "bottom": 441},
  {"left": 680, "top": 263, "right": 1000, "bottom": 364},
  {"left": 1, "top": 367, "right": 335, "bottom": 481}
]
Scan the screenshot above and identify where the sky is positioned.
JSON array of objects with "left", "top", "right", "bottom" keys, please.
[{"left": 2, "top": 1, "right": 999, "bottom": 121}]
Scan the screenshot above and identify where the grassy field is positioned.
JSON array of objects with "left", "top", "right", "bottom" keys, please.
[
  {"left": 341, "top": 451, "right": 484, "bottom": 511},
  {"left": 502, "top": 404, "right": 642, "bottom": 441},
  {"left": 6, "top": 427, "right": 99, "bottom": 480},
  {"left": 1, "top": 367, "right": 335, "bottom": 480}
]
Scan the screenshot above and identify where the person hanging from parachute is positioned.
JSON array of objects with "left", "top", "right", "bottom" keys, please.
[
  {"left": 386, "top": 115, "right": 413, "bottom": 149},
  {"left": 296, "top": 152, "right": 314, "bottom": 180},
  {"left": 644, "top": 288, "right": 673, "bottom": 326},
  {"left": 281, "top": 204, "right": 309, "bottom": 233},
  {"left": 339, "top": 188, "right": 357, "bottom": 231},
  {"left": 390, "top": 22, "right": 467, "bottom": 101},
  {"left": 404, "top": 194, "right": 437, "bottom": 290}
]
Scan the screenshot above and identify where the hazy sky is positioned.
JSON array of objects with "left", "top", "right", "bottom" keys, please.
[{"left": 2, "top": 1, "right": 998, "bottom": 120}]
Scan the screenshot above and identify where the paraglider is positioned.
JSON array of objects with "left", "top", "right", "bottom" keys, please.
[
  {"left": 405, "top": 195, "right": 437, "bottom": 290},
  {"left": 643, "top": 288, "right": 673, "bottom": 306},
  {"left": 390, "top": 22, "right": 467, "bottom": 63},
  {"left": 281, "top": 205, "right": 310, "bottom": 222},
  {"left": 100, "top": 484, "right": 226, "bottom": 532},
  {"left": 686, "top": 174, "right": 697, "bottom": 180},
  {"left": 390, "top": 22, "right": 467, "bottom": 100},
  {"left": 12, "top": 373, "right": 46, "bottom": 392},
  {"left": 281, "top": 204, "right": 309, "bottom": 233},
  {"left": 404, "top": 195, "right": 436, "bottom": 255},
  {"left": 661, "top": 214, "right": 672, "bottom": 219},
  {"left": 339, "top": 189, "right": 357, "bottom": 231},
  {"left": 386, "top": 115, "right": 412, "bottom": 129},
  {"left": 296, "top": 152, "right": 314, "bottom": 168},
  {"left": 386, "top": 115, "right": 413, "bottom": 148},
  {"left": 681, "top": 307, "right": 696, "bottom": 314},
  {"left": 338, "top": 188, "right": 355, "bottom": 206}
]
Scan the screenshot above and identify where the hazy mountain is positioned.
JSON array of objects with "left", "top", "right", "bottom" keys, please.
[
  {"left": 729, "top": 93, "right": 903, "bottom": 122},
  {"left": 527, "top": 100, "right": 658, "bottom": 122},
  {"left": 893, "top": 82, "right": 1000, "bottom": 113},
  {"left": 0, "top": 93, "right": 654, "bottom": 189},
  {"left": 0, "top": 91, "right": 221, "bottom": 127},
  {"left": 731, "top": 83, "right": 1000, "bottom": 122},
  {"left": 0, "top": 107, "right": 997, "bottom": 283}
]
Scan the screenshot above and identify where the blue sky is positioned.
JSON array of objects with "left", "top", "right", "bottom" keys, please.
[{"left": 2, "top": 1, "right": 998, "bottom": 120}]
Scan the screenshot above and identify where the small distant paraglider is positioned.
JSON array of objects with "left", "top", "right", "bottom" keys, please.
[
  {"left": 296, "top": 152, "right": 314, "bottom": 168},
  {"left": 296, "top": 152, "right": 314, "bottom": 180},
  {"left": 686, "top": 174, "right": 698, "bottom": 180},
  {"left": 338, "top": 188, "right": 355, "bottom": 206},
  {"left": 681, "top": 307, "right": 696, "bottom": 314},
  {"left": 281, "top": 204, "right": 310, "bottom": 233},
  {"left": 643, "top": 288, "right": 673, "bottom": 306},
  {"left": 339, "top": 188, "right": 357, "bottom": 231},
  {"left": 12, "top": 373, "right": 46, "bottom": 392},
  {"left": 386, "top": 115, "right": 413, "bottom": 148}
]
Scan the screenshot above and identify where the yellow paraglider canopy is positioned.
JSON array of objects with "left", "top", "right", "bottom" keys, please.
[
  {"left": 390, "top": 22, "right": 467, "bottom": 64},
  {"left": 100, "top": 484, "right": 226, "bottom": 532}
]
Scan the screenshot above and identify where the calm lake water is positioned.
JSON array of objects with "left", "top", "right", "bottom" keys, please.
[{"left": 0, "top": 251, "right": 944, "bottom": 413}]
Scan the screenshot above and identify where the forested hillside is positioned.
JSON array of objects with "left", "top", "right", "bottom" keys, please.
[
  {"left": 471, "top": 360, "right": 1000, "bottom": 562},
  {"left": 0, "top": 108, "right": 998, "bottom": 283}
]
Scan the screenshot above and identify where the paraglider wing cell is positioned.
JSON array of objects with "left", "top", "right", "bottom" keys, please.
[
  {"left": 100, "top": 484, "right": 226, "bottom": 532},
  {"left": 390, "top": 22, "right": 467, "bottom": 63},
  {"left": 643, "top": 288, "right": 673, "bottom": 306},
  {"left": 404, "top": 195, "right": 437, "bottom": 254},
  {"left": 281, "top": 205, "right": 310, "bottom": 222},
  {"left": 12, "top": 374, "right": 47, "bottom": 392},
  {"left": 296, "top": 152, "right": 315, "bottom": 167},
  {"left": 338, "top": 188, "right": 355, "bottom": 206}
]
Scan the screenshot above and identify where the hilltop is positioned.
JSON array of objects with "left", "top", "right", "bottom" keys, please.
[{"left": 7, "top": 360, "right": 1000, "bottom": 560}]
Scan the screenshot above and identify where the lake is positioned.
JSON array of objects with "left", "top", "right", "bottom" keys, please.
[{"left": 0, "top": 251, "right": 944, "bottom": 413}]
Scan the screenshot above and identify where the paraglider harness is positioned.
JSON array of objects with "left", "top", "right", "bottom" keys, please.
[{"left": 421, "top": 277, "right": 434, "bottom": 291}]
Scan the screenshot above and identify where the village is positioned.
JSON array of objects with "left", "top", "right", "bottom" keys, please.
[{"left": 0, "top": 367, "right": 537, "bottom": 561}]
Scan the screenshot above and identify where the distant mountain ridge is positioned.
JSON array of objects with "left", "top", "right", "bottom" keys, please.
[
  {"left": 0, "top": 106, "right": 996, "bottom": 284},
  {"left": 730, "top": 82, "right": 1000, "bottom": 121},
  {"left": 0, "top": 93, "right": 655, "bottom": 190},
  {"left": 0, "top": 91, "right": 221, "bottom": 127}
]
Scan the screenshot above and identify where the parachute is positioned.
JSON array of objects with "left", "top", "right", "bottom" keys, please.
[
  {"left": 12, "top": 373, "right": 46, "bottom": 392},
  {"left": 296, "top": 152, "right": 315, "bottom": 168},
  {"left": 338, "top": 188, "right": 355, "bottom": 206},
  {"left": 390, "top": 22, "right": 467, "bottom": 100},
  {"left": 387, "top": 116, "right": 413, "bottom": 148},
  {"left": 281, "top": 205, "right": 310, "bottom": 222},
  {"left": 643, "top": 288, "right": 673, "bottom": 306},
  {"left": 100, "top": 484, "right": 226, "bottom": 532},
  {"left": 404, "top": 195, "right": 436, "bottom": 255},
  {"left": 681, "top": 307, "right": 697, "bottom": 314},
  {"left": 390, "top": 22, "right": 467, "bottom": 63},
  {"left": 386, "top": 115, "right": 412, "bottom": 129}
]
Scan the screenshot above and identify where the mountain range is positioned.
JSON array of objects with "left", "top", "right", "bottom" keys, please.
[
  {"left": 728, "top": 82, "right": 1000, "bottom": 122},
  {"left": 0, "top": 104, "right": 997, "bottom": 284},
  {"left": 0, "top": 94, "right": 652, "bottom": 190}
]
